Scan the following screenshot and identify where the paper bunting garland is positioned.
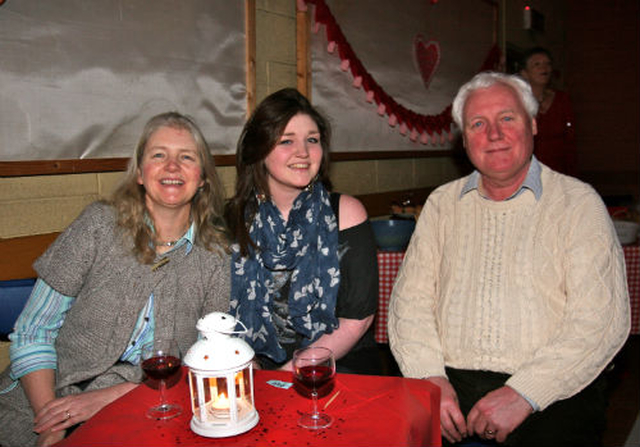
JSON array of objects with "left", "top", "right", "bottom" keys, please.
[{"left": 298, "top": 0, "right": 502, "bottom": 146}]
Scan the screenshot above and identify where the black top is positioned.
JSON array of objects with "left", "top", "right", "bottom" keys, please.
[{"left": 259, "top": 193, "right": 380, "bottom": 374}]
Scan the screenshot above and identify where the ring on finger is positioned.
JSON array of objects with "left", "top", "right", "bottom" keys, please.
[
  {"left": 65, "top": 410, "right": 71, "bottom": 421},
  {"left": 485, "top": 429, "right": 495, "bottom": 436}
]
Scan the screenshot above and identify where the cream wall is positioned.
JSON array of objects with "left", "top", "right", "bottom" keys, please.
[
  {"left": 0, "top": 0, "right": 462, "bottom": 240},
  {"left": 0, "top": 167, "right": 239, "bottom": 239}
]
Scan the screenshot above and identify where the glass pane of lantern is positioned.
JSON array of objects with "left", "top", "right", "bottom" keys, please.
[
  {"left": 204, "top": 377, "right": 215, "bottom": 404},
  {"left": 239, "top": 367, "right": 253, "bottom": 406},
  {"left": 234, "top": 370, "right": 243, "bottom": 398},
  {"left": 188, "top": 371, "right": 200, "bottom": 416}
]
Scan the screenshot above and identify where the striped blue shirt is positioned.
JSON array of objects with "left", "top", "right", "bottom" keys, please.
[{"left": 1, "top": 224, "right": 194, "bottom": 393}]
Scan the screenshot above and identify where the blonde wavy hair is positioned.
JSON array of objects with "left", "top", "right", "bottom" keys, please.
[{"left": 110, "top": 112, "right": 229, "bottom": 264}]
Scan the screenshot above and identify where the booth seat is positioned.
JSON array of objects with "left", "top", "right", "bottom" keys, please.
[
  {"left": 0, "top": 278, "right": 35, "bottom": 337},
  {"left": 0, "top": 278, "right": 35, "bottom": 373}
]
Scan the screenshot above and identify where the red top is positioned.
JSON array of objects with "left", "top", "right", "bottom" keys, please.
[
  {"left": 56, "top": 369, "right": 441, "bottom": 447},
  {"left": 534, "top": 90, "right": 578, "bottom": 176}
]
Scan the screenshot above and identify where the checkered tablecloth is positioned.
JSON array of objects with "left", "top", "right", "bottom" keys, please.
[
  {"left": 624, "top": 245, "right": 639, "bottom": 335},
  {"left": 375, "top": 246, "right": 640, "bottom": 343},
  {"left": 375, "top": 251, "right": 405, "bottom": 343}
]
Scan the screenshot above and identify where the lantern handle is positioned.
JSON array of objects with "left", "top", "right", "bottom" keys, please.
[
  {"left": 196, "top": 312, "right": 251, "bottom": 336},
  {"left": 213, "top": 317, "right": 249, "bottom": 335},
  {"left": 229, "top": 319, "right": 249, "bottom": 335}
]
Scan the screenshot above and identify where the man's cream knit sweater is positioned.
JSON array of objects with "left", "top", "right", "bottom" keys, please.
[{"left": 388, "top": 164, "right": 630, "bottom": 411}]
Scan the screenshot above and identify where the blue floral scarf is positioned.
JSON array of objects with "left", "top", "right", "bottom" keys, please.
[{"left": 230, "top": 184, "right": 340, "bottom": 362}]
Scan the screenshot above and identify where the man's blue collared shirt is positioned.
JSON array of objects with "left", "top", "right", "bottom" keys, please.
[{"left": 460, "top": 156, "right": 543, "bottom": 201}]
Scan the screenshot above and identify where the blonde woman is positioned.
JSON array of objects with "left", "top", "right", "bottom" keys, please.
[{"left": 0, "top": 112, "right": 230, "bottom": 446}]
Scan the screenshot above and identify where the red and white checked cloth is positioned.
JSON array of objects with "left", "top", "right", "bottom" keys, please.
[
  {"left": 375, "top": 251, "right": 405, "bottom": 343},
  {"left": 624, "top": 245, "right": 639, "bottom": 335},
  {"left": 375, "top": 246, "right": 640, "bottom": 344}
]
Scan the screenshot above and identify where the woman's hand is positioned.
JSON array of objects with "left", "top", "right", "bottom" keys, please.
[
  {"left": 427, "top": 376, "right": 467, "bottom": 444},
  {"left": 33, "top": 382, "right": 137, "bottom": 434},
  {"left": 37, "top": 428, "right": 66, "bottom": 447}
]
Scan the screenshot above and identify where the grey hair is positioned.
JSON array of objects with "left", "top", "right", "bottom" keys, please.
[{"left": 451, "top": 71, "right": 539, "bottom": 128}]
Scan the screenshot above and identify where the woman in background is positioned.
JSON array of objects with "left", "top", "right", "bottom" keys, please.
[
  {"left": 0, "top": 112, "right": 230, "bottom": 447},
  {"left": 520, "top": 47, "right": 578, "bottom": 176},
  {"left": 225, "top": 88, "right": 380, "bottom": 375}
]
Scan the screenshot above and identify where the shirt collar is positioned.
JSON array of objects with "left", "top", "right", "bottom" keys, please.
[
  {"left": 460, "top": 155, "right": 542, "bottom": 201},
  {"left": 145, "top": 217, "right": 196, "bottom": 254},
  {"left": 179, "top": 222, "right": 195, "bottom": 254},
  {"left": 160, "top": 222, "right": 196, "bottom": 254}
]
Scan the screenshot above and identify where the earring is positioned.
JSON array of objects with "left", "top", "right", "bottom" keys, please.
[
  {"left": 304, "top": 174, "right": 319, "bottom": 192},
  {"left": 255, "top": 191, "right": 267, "bottom": 203}
]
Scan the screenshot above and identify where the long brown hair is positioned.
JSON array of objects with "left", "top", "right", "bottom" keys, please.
[
  {"left": 110, "top": 112, "right": 228, "bottom": 264},
  {"left": 225, "top": 88, "right": 332, "bottom": 256}
]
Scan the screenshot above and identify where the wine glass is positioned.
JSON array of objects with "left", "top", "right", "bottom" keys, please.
[
  {"left": 292, "top": 346, "right": 336, "bottom": 429},
  {"left": 141, "top": 338, "right": 183, "bottom": 420}
]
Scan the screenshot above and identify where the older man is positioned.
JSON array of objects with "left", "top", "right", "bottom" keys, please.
[{"left": 388, "top": 72, "right": 629, "bottom": 447}]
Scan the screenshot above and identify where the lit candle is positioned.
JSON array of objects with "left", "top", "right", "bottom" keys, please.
[{"left": 211, "top": 392, "right": 229, "bottom": 411}]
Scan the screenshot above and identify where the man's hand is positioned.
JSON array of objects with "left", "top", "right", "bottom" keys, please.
[
  {"left": 466, "top": 385, "right": 533, "bottom": 443},
  {"left": 427, "top": 376, "right": 468, "bottom": 444}
]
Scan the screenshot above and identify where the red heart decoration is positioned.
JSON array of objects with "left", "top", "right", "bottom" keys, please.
[{"left": 414, "top": 34, "right": 440, "bottom": 89}]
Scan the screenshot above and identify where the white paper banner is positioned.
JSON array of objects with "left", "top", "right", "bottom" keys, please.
[
  {"left": 0, "top": 0, "right": 246, "bottom": 160},
  {"left": 310, "top": 0, "right": 496, "bottom": 151}
]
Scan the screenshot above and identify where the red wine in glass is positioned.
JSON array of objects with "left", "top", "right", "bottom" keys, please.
[
  {"left": 142, "top": 355, "right": 182, "bottom": 389},
  {"left": 292, "top": 347, "right": 336, "bottom": 429},
  {"left": 293, "top": 364, "right": 335, "bottom": 398},
  {"left": 141, "top": 339, "right": 183, "bottom": 420}
]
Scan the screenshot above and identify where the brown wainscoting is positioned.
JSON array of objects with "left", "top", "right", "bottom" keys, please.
[
  {"left": 0, "top": 155, "right": 238, "bottom": 177},
  {"left": 0, "top": 159, "right": 130, "bottom": 177},
  {"left": 0, "top": 233, "right": 59, "bottom": 281},
  {"left": 356, "top": 187, "right": 435, "bottom": 218}
]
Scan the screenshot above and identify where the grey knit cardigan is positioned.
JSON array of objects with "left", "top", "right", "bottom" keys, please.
[{"left": 0, "top": 202, "right": 230, "bottom": 445}]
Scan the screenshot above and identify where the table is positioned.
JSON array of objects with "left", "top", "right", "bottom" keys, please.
[
  {"left": 56, "top": 369, "right": 441, "bottom": 447},
  {"left": 376, "top": 246, "right": 640, "bottom": 343}
]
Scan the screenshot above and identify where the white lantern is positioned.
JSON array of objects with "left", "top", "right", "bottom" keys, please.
[{"left": 184, "top": 312, "right": 259, "bottom": 438}]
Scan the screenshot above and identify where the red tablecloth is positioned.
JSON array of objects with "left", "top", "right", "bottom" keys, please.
[
  {"left": 376, "top": 246, "right": 640, "bottom": 343},
  {"left": 56, "top": 369, "right": 441, "bottom": 447}
]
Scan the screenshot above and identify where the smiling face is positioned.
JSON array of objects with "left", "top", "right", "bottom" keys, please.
[
  {"left": 521, "top": 52, "right": 552, "bottom": 88},
  {"left": 462, "top": 83, "right": 537, "bottom": 199},
  {"left": 137, "top": 125, "right": 204, "bottom": 216},
  {"left": 264, "top": 113, "right": 323, "bottom": 200}
]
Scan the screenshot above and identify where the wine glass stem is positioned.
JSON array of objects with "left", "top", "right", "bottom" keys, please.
[
  {"left": 158, "top": 380, "right": 167, "bottom": 407},
  {"left": 311, "top": 389, "right": 320, "bottom": 418}
]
